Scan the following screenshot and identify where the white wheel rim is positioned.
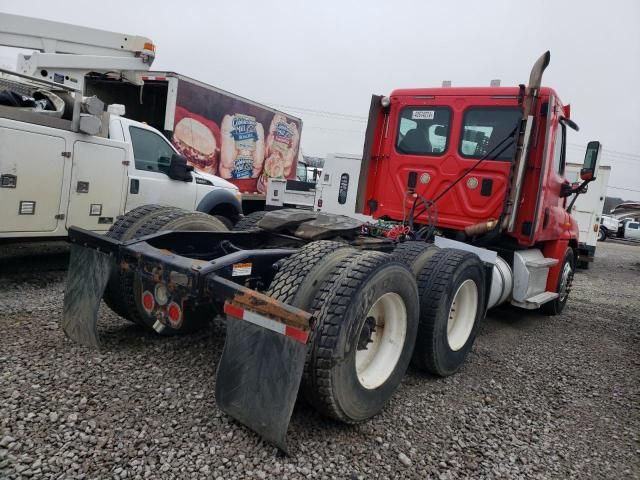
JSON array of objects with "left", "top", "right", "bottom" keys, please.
[
  {"left": 355, "top": 292, "right": 407, "bottom": 390},
  {"left": 447, "top": 279, "right": 478, "bottom": 352}
]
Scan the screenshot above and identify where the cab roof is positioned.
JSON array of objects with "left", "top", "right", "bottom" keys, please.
[{"left": 390, "top": 86, "right": 556, "bottom": 98}]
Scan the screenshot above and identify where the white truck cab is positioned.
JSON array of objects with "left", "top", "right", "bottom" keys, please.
[{"left": 110, "top": 115, "right": 241, "bottom": 216}]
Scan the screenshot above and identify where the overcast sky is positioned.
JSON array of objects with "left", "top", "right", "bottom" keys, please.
[{"left": 1, "top": 0, "right": 638, "bottom": 200}]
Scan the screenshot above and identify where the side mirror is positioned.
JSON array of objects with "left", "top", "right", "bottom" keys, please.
[
  {"left": 580, "top": 141, "right": 601, "bottom": 182},
  {"left": 168, "top": 154, "right": 193, "bottom": 182}
]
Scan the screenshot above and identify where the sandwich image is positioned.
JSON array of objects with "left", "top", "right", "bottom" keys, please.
[{"left": 172, "top": 107, "right": 220, "bottom": 174}]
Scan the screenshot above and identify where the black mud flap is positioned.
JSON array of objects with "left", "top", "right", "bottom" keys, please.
[
  {"left": 62, "top": 244, "right": 113, "bottom": 348},
  {"left": 215, "top": 313, "right": 308, "bottom": 453}
]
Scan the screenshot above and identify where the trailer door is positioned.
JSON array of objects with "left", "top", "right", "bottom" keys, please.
[
  {"left": 0, "top": 126, "right": 66, "bottom": 233},
  {"left": 65, "top": 140, "right": 127, "bottom": 231}
]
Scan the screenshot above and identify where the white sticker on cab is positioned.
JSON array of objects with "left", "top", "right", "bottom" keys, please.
[
  {"left": 411, "top": 110, "right": 435, "bottom": 120},
  {"left": 232, "top": 262, "right": 252, "bottom": 276}
]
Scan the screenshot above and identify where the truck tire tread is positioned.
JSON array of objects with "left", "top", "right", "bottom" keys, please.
[
  {"left": 232, "top": 211, "right": 267, "bottom": 231},
  {"left": 413, "top": 248, "right": 485, "bottom": 376},
  {"left": 305, "top": 251, "right": 419, "bottom": 423}
]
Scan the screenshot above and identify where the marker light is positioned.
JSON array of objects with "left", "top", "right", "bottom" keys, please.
[
  {"left": 381, "top": 96, "right": 391, "bottom": 108},
  {"left": 142, "top": 291, "right": 154, "bottom": 313},
  {"left": 167, "top": 302, "right": 182, "bottom": 326}
]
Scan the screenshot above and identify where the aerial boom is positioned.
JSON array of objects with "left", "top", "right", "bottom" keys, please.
[{"left": 0, "top": 13, "right": 155, "bottom": 89}]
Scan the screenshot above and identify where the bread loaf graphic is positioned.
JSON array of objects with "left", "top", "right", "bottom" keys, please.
[
  {"left": 257, "top": 113, "right": 300, "bottom": 193},
  {"left": 219, "top": 114, "right": 265, "bottom": 179}
]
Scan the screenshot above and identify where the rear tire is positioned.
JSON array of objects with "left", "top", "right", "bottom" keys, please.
[
  {"left": 541, "top": 248, "right": 574, "bottom": 316},
  {"left": 103, "top": 205, "right": 178, "bottom": 322},
  {"left": 232, "top": 211, "right": 267, "bottom": 231},
  {"left": 214, "top": 214, "right": 235, "bottom": 230},
  {"left": 412, "top": 249, "right": 486, "bottom": 377},
  {"left": 304, "top": 251, "right": 419, "bottom": 423},
  {"left": 126, "top": 209, "right": 228, "bottom": 334},
  {"left": 392, "top": 241, "right": 440, "bottom": 277},
  {"left": 597, "top": 228, "right": 606, "bottom": 242}
]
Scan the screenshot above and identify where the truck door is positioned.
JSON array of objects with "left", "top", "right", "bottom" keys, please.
[
  {"left": 124, "top": 125, "right": 196, "bottom": 211},
  {"left": 626, "top": 222, "right": 640, "bottom": 240},
  {"left": 65, "top": 140, "right": 127, "bottom": 231},
  {"left": 0, "top": 126, "right": 66, "bottom": 233}
]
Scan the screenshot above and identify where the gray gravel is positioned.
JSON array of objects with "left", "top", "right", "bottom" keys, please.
[{"left": 1, "top": 240, "right": 639, "bottom": 479}]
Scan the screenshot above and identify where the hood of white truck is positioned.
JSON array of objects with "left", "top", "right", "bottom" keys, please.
[{"left": 193, "top": 170, "right": 239, "bottom": 191}]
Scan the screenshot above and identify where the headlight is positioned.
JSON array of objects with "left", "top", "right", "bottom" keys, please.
[{"left": 381, "top": 96, "right": 391, "bottom": 108}]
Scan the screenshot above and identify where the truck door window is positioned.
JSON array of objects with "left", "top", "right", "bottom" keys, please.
[
  {"left": 129, "top": 126, "right": 175, "bottom": 174},
  {"left": 459, "top": 108, "right": 521, "bottom": 160},
  {"left": 552, "top": 123, "right": 566, "bottom": 175},
  {"left": 396, "top": 107, "right": 451, "bottom": 156},
  {"left": 296, "top": 162, "right": 308, "bottom": 182}
]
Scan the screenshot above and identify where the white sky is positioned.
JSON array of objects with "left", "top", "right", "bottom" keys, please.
[{"left": 1, "top": 0, "right": 639, "bottom": 200}]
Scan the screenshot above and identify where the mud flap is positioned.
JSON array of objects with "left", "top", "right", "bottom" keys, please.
[
  {"left": 215, "top": 307, "right": 309, "bottom": 452},
  {"left": 62, "top": 244, "right": 113, "bottom": 348}
]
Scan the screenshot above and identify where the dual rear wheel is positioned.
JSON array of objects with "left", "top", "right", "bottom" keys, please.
[{"left": 268, "top": 240, "right": 486, "bottom": 423}]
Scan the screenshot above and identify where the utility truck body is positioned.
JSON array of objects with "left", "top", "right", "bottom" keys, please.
[{"left": 564, "top": 162, "right": 610, "bottom": 266}]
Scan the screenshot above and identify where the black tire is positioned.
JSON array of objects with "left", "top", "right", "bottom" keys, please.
[
  {"left": 103, "top": 205, "right": 178, "bottom": 321},
  {"left": 541, "top": 248, "right": 574, "bottom": 316},
  {"left": 304, "top": 251, "right": 419, "bottom": 423},
  {"left": 412, "top": 248, "right": 486, "bottom": 377},
  {"left": 267, "top": 240, "right": 356, "bottom": 306},
  {"left": 232, "top": 211, "right": 267, "bottom": 231},
  {"left": 266, "top": 241, "right": 358, "bottom": 405},
  {"left": 392, "top": 241, "right": 440, "bottom": 277},
  {"left": 120, "top": 209, "right": 228, "bottom": 334},
  {"left": 214, "top": 214, "right": 235, "bottom": 230},
  {"left": 597, "top": 228, "right": 606, "bottom": 242}
]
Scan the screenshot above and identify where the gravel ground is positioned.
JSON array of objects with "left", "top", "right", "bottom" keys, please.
[{"left": 0, "top": 240, "right": 638, "bottom": 479}]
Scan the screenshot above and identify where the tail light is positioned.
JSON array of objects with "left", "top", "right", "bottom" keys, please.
[
  {"left": 142, "top": 291, "right": 154, "bottom": 313},
  {"left": 594, "top": 223, "right": 599, "bottom": 232},
  {"left": 317, "top": 198, "right": 323, "bottom": 208},
  {"left": 167, "top": 302, "right": 182, "bottom": 326}
]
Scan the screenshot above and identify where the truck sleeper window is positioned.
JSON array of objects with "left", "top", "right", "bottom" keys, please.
[
  {"left": 129, "top": 126, "right": 175, "bottom": 174},
  {"left": 459, "top": 108, "right": 521, "bottom": 161},
  {"left": 396, "top": 107, "right": 451, "bottom": 156}
]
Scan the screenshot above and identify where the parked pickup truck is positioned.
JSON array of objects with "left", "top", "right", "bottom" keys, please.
[{"left": 0, "top": 73, "right": 241, "bottom": 240}]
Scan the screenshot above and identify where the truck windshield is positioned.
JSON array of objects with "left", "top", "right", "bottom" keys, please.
[
  {"left": 459, "top": 108, "right": 521, "bottom": 161},
  {"left": 396, "top": 107, "right": 451, "bottom": 156}
]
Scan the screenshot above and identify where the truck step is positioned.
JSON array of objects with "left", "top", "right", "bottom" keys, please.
[
  {"left": 511, "top": 291, "right": 559, "bottom": 309},
  {"left": 525, "top": 258, "right": 558, "bottom": 269}
]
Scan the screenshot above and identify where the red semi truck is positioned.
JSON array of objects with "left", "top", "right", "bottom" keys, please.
[{"left": 62, "top": 52, "right": 601, "bottom": 450}]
